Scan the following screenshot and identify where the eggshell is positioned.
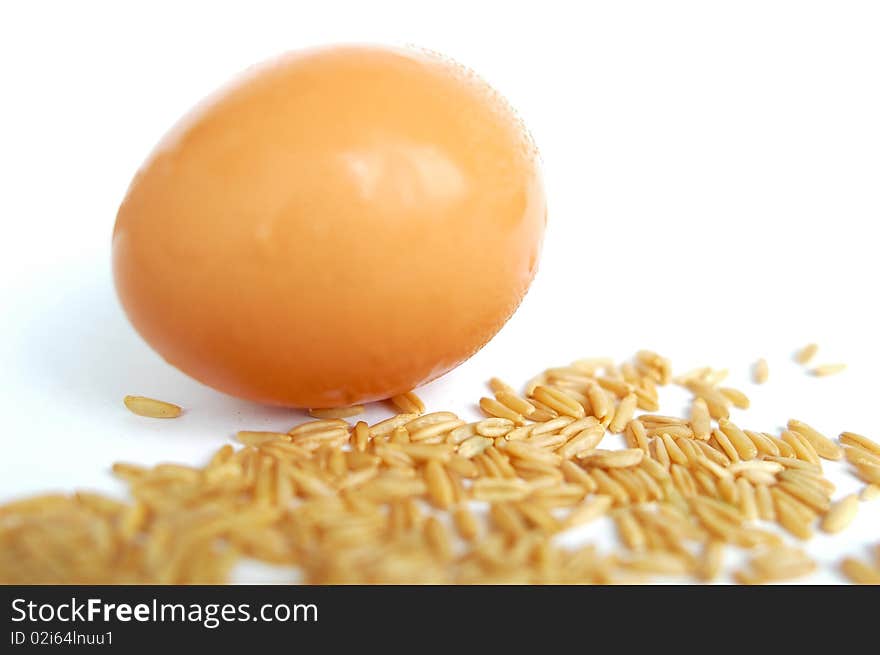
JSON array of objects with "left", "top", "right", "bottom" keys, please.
[{"left": 113, "top": 45, "right": 546, "bottom": 407}]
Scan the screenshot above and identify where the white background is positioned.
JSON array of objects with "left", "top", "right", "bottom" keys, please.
[{"left": 1, "top": 1, "right": 878, "bottom": 583}]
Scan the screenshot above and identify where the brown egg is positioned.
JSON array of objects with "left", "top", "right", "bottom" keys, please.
[{"left": 112, "top": 45, "right": 546, "bottom": 407}]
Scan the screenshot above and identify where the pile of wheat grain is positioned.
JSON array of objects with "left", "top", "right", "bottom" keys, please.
[{"left": 2, "top": 350, "right": 878, "bottom": 584}]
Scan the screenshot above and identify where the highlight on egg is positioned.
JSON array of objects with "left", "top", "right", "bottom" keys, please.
[{"left": 112, "top": 44, "right": 546, "bottom": 407}]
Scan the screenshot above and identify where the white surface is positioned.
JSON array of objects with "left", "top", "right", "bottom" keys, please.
[{"left": 1, "top": 0, "right": 878, "bottom": 583}]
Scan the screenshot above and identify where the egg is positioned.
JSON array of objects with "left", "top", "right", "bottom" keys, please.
[{"left": 112, "top": 45, "right": 546, "bottom": 408}]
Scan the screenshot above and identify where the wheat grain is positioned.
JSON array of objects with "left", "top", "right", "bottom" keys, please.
[
  {"left": 693, "top": 439, "right": 731, "bottom": 467},
  {"left": 780, "top": 430, "right": 820, "bottom": 465},
  {"left": 494, "top": 391, "right": 537, "bottom": 417},
  {"left": 660, "top": 434, "right": 688, "bottom": 466},
  {"left": 650, "top": 436, "right": 671, "bottom": 470},
  {"left": 398, "top": 443, "right": 454, "bottom": 463},
  {"left": 391, "top": 392, "right": 426, "bottom": 415},
  {"left": 479, "top": 397, "right": 525, "bottom": 425},
  {"left": 762, "top": 455, "right": 820, "bottom": 472},
  {"left": 844, "top": 443, "right": 880, "bottom": 467},
  {"left": 291, "top": 427, "right": 350, "bottom": 449},
  {"left": 423, "top": 460, "right": 454, "bottom": 509},
  {"left": 811, "top": 363, "right": 846, "bottom": 377},
  {"left": 309, "top": 406, "right": 364, "bottom": 419},
  {"left": 489, "top": 503, "right": 528, "bottom": 537},
  {"left": 625, "top": 419, "right": 651, "bottom": 452},
  {"left": 564, "top": 495, "right": 612, "bottom": 528},
  {"left": 822, "top": 494, "right": 858, "bottom": 533},
  {"left": 450, "top": 504, "right": 479, "bottom": 541},
  {"left": 772, "top": 495, "right": 814, "bottom": 540},
  {"left": 839, "top": 431, "right": 880, "bottom": 456},
  {"left": 696, "top": 456, "right": 732, "bottom": 482},
  {"left": 696, "top": 541, "right": 724, "bottom": 582},
  {"left": 670, "top": 464, "right": 697, "bottom": 497},
  {"left": 674, "top": 366, "right": 711, "bottom": 385},
  {"left": 623, "top": 552, "right": 691, "bottom": 575},
  {"left": 501, "top": 425, "right": 530, "bottom": 442},
  {"left": 557, "top": 460, "right": 597, "bottom": 492},
  {"left": 786, "top": 420, "right": 842, "bottom": 460},
  {"left": 686, "top": 383, "right": 730, "bottom": 420},
  {"left": 557, "top": 425, "right": 605, "bottom": 459},
  {"left": 743, "top": 430, "right": 779, "bottom": 457},
  {"left": 485, "top": 447, "right": 517, "bottom": 478},
  {"left": 754, "top": 484, "right": 775, "bottom": 521},
  {"left": 367, "top": 414, "right": 418, "bottom": 438},
  {"left": 777, "top": 469, "right": 835, "bottom": 495},
  {"left": 532, "top": 386, "right": 585, "bottom": 419},
  {"left": 530, "top": 482, "right": 585, "bottom": 506},
  {"left": 595, "top": 377, "right": 633, "bottom": 398},
  {"left": 692, "top": 469, "right": 720, "bottom": 499},
  {"left": 589, "top": 469, "right": 630, "bottom": 505},
  {"left": 526, "top": 431, "right": 568, "bottom": 450},
  {"left": 647, "top": 424, "right": 694, "bottom": 439},
  {"left": 526, "top": 403, "right": 558, "bottom": 422},
  {"left": 530, "top": 416, "right": 574, "bottom": 436},
  {"left": 353, "top": 421, "right": 370, "bottom": 452},
  {"left": 571, "top": 358, "right": 614, "bottom": 374},
  {"left": 404, "top": 412, "right": 458, "bottom": 432},
  {"left": 767, "top": 436, "right": 795, "bottom": 459},
  {"left": 608, "top": 393, "right": 637, "bottom": 434},
  {"left": 861, "top": 484, "right": 880, "bottom": 501},
  {"left": 704, "top": 368, "right": 729, "bottom": 386},
  {"left": 795, "top": 343, "right": 818, "bottom": 364},
  {"left": 840, "top": 557, "right": 880, "bottom": 585},
  {"left": 690, "top": 501, "right": 738, "bottom": 543},
  {"left": 689, "top": 398, "right": 711, "bottom": 440},
  {"left": 585, "top": 384, "right": 611, "bottom": 421},
  {"left": 474, "top": 418, "right": 514, "bottom": 438},
  {"left": 488, "top": 377, "right": 517, "bottom": 396},
  {"left": 516, "top": 500, "right": 559, "bottom": 533},
  {"left": 504, "top": 441, "right": 561, "bottom": 466},
  {"left": 445, "top": 454, "right": 478, "bottom": 479},
  {"left": 410, "top": 419, "right": 465, "bottom": 442},
  {"left": 736, "top": 478, "right": 758, "bottom": 520},
  {"left": 607, "top": 468, "right": 648, "bottom": 503},
  {"left": 777, "top": 480, "right": 830, "bottom": 513},
  {"left": 630, "top": 388, "right": 658, "bottom": 414},
  {"left": 579, "top": 448, "right": 644, "bottom": 468},
  {"left": 558, "top": 416, "right": 599, "bottom": 438},
  {"left": 390, "top": 425, "right": 410, "bottom": 444},
  {"left": 717, "top": 476, "right": 739, "bottom": 505},
  {"left": 614, "top": 510, "right": 647, "bottom": 551},
  {"left": 123, "top": 395, "right": 182, "bottom": 419},
  {"left": 753, "top": 359, "right": 768, "bottom": 384},
  {"left": 747, "top": 546, "right": 816, "bottom": 582},
  {"left": 718, "top": 420, "right": 758, "bottom": 460},
  {"left": 457, "top": 436, "right": 493, "bottom": 459},
  {"left": 673, "top": 437, "right": 700, "bottom": 466},
  {"left": 472, "top": 478, "right": 530, "bottom": 502},
  {"left": 853, "top": 462, "right": 880, "bottom": 485},
  {"left": 711, "top": 428, "right": 740, "bottom": 463},
  {"left": 638, "top": 415, "right": 689, "bottom": 427},
  {"left": 719, "top": 387, "right": 749, "bottom": 409}
]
